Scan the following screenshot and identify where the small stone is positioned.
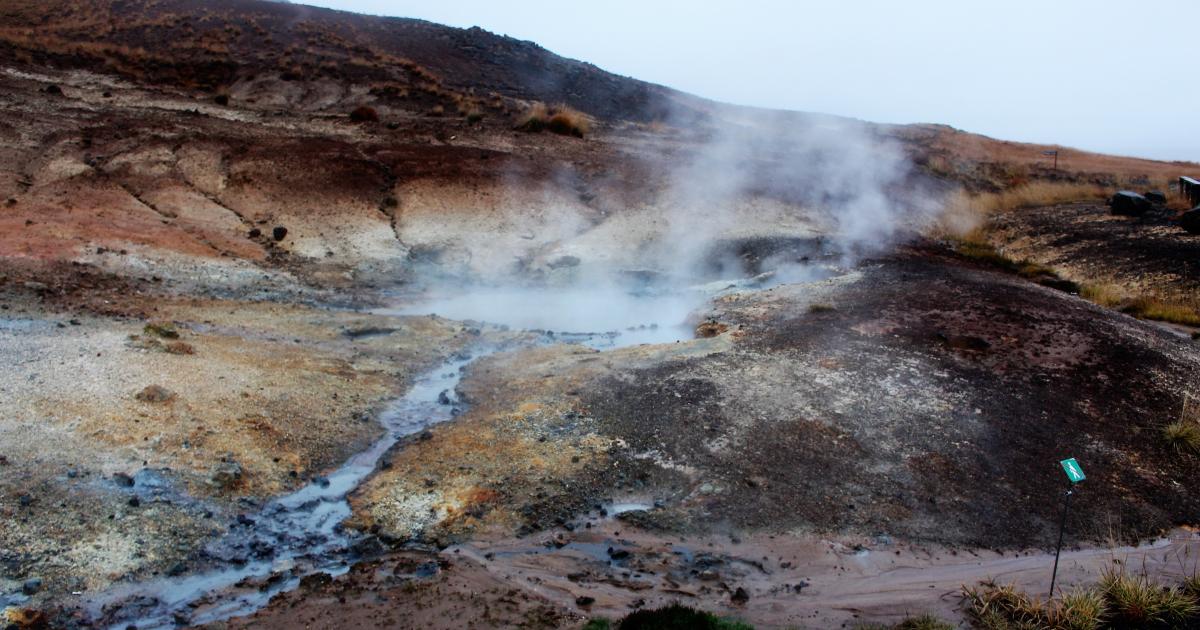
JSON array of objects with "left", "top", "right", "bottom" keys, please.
[
  {"left": 113, "top": 472, "right": 135, "bottom": 487},
  {"left": 21, "top": 577, "right": 42, "bottom": 595},
  {"left": 128, "top": 497, "right": 141, "bottom": 507},
  {"left": 18, "top": 493, "right": 33, "bottom": 507},
  {"left": 209, "top": 461, "right": 243, "bottom": 489},
  {"left": 272, "top": 226, "right": 288, "bottom": 241},
  {"left": 575, "top": 595, "right": 595, "bottom": 607},
  {"left": 248, "top": 227, "right": 262, "bottom": 238},
  {"left": 731, "top": 586, "right": 750, "bottom": 604}
]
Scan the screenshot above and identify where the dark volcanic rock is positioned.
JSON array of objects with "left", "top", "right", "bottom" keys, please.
[
  {"left": 272, "top": 226, "right": 288, "bottom": 241},
  {"left": 1181, "top": 209, "right": 1200, "bottom": 235},
  {"left": 1108, "top": 190, "right": 1152, "bottom": 216},
  {"left": 1144, "top": 190, "right": 1167, "bottom": 205}
]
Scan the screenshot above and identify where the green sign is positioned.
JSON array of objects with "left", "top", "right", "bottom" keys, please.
[{"left": 1060, "top": 458, "right": 1085, "bottom": 483}]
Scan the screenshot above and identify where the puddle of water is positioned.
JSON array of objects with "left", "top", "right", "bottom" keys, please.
[
  {"left": 380, "top": 285, "right": 703, "bottom": 348},
  {"left": 85, "top": 357, "right": 474, "bottom": 629}
]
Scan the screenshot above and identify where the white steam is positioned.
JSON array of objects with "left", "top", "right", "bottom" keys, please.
[{"left": 392, "top": 105, "right": 937, "bottom": 341}]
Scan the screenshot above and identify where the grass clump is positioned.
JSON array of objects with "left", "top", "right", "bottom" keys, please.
[
  {"left": 611, "top": 604, "right": 752, "bottom": 629},
  {"left": 349, "top": 105, "right": 379, "bottom": 122},
  {"left": 143, "top": 322, "right": 180, "bottom": 339},
  {"left": 1075, "top": 283, "right": 1200, "bottom": 327},
  {"left": 936, "top": 182, "right": 1110, "bottom": 237},
  {"left": 1100, "top": 569, "right": 1198, "bottom": 628},
  {"left": 854, "top": 614, "right": 955, "bottom": 630},
  {"left": 1122, "top": 297, "right": 1200, "bottom": 327},
  {"left": 964, "top": 569, "right": 1200, "bottom": 630},
  {"left": 516, "top": 102, "right": 590, "bottom": 138},
  {"left": 1163, "top": 394, "right": 1200, "bottom": 454}
]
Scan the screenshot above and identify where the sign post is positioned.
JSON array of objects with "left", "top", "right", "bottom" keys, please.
[
  {"left": 1049, "top": 457, "right": 1085, "bottom": 598},
  {"left": 1042, "top": 149, "right": 1059, "bottom": 170}
]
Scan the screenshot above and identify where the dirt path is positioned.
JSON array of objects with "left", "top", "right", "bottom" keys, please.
[{"left": 229, "top": 519, "right": 1200, "bottom": 629}]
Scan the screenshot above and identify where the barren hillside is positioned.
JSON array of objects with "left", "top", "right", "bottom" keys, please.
[{"left": 1, "top": 1, "right": 1199, "bottom": 629}]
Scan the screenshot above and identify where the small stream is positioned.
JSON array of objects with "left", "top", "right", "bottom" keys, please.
[
  {"left": 87, "top": 356, "right": 474, "bottom": 628},
  {"left": 84, "top": 291, "right": 701, "bottom": 628}
]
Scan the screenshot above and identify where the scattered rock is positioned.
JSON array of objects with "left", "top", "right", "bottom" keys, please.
[
  {"left": 136, "top": 384, "right": 176, "bottom": 403},
  {"left": 607, "top": 547, "right": 631, "bottom": 560},
  {"left": 1180, "top": 209, "right": 1200, "bottom": 235},
  {"left": 43, "top": 84, "right": 62, "bottom": 95},
  {"left": 21, "top": 577, "right": 42, "bottom": 595},
  {"left": 1108, "top": 190, "right": 1152, "bottom": 216},
  {"left": 731, "top": 586, "right": 750, "bottom": 604},
  {"left": 437, "top": 390, "right": 452, "bottom": 405},
  {"left": 127, "top": 497, "right": 141, "bottom": 507},
  {"left": 209, "top": 460, "right": 243, "bottom": 489},
  {"left": 575, "top": 595, "right": 595, "bottom": 607},
  {"left": 112, "top": 472, "right": 135, "bottom": 487},
  {"left": 1145, "top": 190, "right": 1167, "bottom": 205},
  {"left": 248, "top": 227, "right": 262, "bottom": 238},
  {"left": 698, "top": 569, "right": 720, "bottom": 581},
  {"left": 299, "top": 572, "right": 334, "bottom": 590},
  {"left": 272, "top": 226, "right": 288, "bottom": 241}
]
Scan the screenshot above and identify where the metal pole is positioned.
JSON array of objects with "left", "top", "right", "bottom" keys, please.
[
  {"left": 1049, "top": 488, "right": 1073, "bottom": 599},
  {"left": 1053, "top": 152, "right": 1058, "bottom": 171}
]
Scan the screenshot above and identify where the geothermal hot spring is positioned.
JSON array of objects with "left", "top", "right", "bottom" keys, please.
[{"left": 80, "top": 254, "right": 835, "bottom": 628}]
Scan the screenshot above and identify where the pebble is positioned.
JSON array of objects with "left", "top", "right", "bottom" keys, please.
[{"left": 22, "top": 577, "right": 42, "bottom": 595}]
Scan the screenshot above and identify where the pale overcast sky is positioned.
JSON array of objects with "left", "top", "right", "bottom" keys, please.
[{"left": 302, "top": 1, "right": 1197, "bottom": 162}]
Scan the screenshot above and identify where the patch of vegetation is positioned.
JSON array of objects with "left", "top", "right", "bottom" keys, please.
[
  {"left": 143, "top": 322, "right": 180, "bottom": 339},
  {"left": 349, "top": 105, "right": 379, "bottom": 122},
  {"left": 853, "top": 614, "right": 955, "bottom": 630},
  {"left": 964, "top": 569, "right": 1200, "bottom": 630},
  {"left": 516, "top": 102, "right": 590, "bottom": 138},
  {"left": 808, "top": 303, "right": 836, "bottom": 313},
  {"left": 936, "top": 182, "right": 1110, "bottom": 237},
  {"left": 1078, "top": 283, "right": 1125, "bottom": 308},
  {"left": 1164, "top": 394, "right": 1200, "bottom": 454},
  {"left": 607, "top": 604, "right": 752, "bottom": 630},
  {"left": 1122, "top": 297, "right": 1200, "bottom": 327},
  {"left": 950, "top": 231, "right": 1078, "bottom": 291},
  {"left": 1078, "top": 283, "right": 1200, "bottom": 326}
]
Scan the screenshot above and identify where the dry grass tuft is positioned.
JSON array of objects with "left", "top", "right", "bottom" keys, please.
[
  {"left": 965, "top": 569, "right": 1200, "bottom": 629},
  {"left": 936, "top": 182, "right": 1109, "bottom": 238},
  {"left": 1075, "top": 283, "right": 1200, "bottom": 326},
  {"left": 1164, "top": 393, "right": 1200, "bottom": 454},
  {"left": 515, "top": 102, "right": 589, "bottom": 138},
  {"left": 1100, "top": 568, "right": 1199, "bottom": 627},
  {"left": 1078, "top": 283, "right": 1125, "bottom": 308}
]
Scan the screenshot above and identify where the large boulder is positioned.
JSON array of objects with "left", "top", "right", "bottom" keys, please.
[
  {"left": 1109, "top": 190, "right": 1153, "bottom": 216},
  {"left": 1180, "top": 209, "right": 1200, "bottom": 235},
  {"left": 1145, "top": 190, "right": 1167, "bottom": 205}
]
